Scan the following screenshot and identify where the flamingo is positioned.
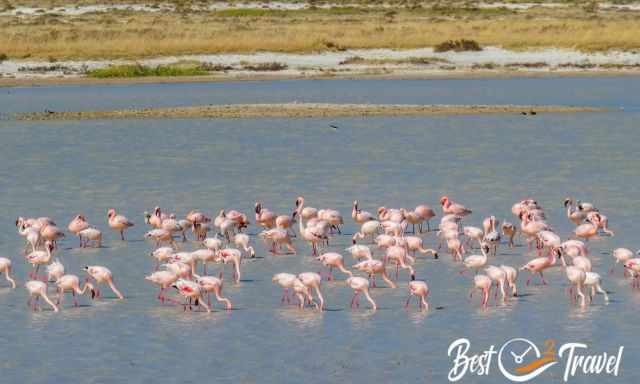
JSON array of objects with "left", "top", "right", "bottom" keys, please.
[
  {"left": 353, "top": 259, "right": 396, "bottom": 288},
  {"left": 463, "top": 226, "right": 484, "bottom": 249},
  {"left": 500, "top": 265, "right": 518, "bottom": 297},
  {"left": 272, "top": 273, "right": 315, "bottom": 308},
  {"left": 150, "top": 247, "right": 174, "bottom": 270},
  {"left": 233, "top": 233, "right": 255, "bottom": 258},
  {"left": 255, "top": 202, "right": 276, "bottom": 229},
  {"left": 46, "top": 259, "right": 65, "bottom": 282},
  {"left": 345, "top": 244, "right": 373, "bottom": 261},
  {"left": 584, "top": 272, "right": 609, "bottom": 303},
  {"left": 172, "top": 278, "right": 210, "bottom": 312},
  {"left": 275, "top": 214, "right": 295, "bottom": 237},
  {"left": 537, "top": 230, "right": 561, "bottom": 256},
  {"left": 25, "top": 280, "right": 58, "bottom": 312},
  {"left": 55, "top": 275, "right": 95, "bottom": 307},
  {"left": 564, "top": 198, "right": 587, "bottom": 226},
  {"left": 218, "top": 248, "right": 242, "bottom": 284},
  {"left": 565, "top": 266, "right": 587, "bottom": 307},
  {"left": 519, "top": 247, "right": 560, "bottom": 286},
  {"left": 192, "top": 221, "right": 211, "bottom": 241},
  {"left": 318, "top": 208, "right": 343, "bottom": 234},
  {"left": 83, "top": 265, "right": 124, "bottom": 299},
  {"left": 461, "top": 243, "right": 489, "bottom": 275},
  {"left": 193, "top": 274, "right": 232, "bottom": 310},
  {"left": 440, "top": 196, "right": 472, "bottom": 217},
  {"left": 203, "top": 237, "right": 224, "bottom": 252},
  {"left": 145, "top": 270, "right": 179, "bottom": 303},
  {"left": 186, "top": 210, "right": 209, "bottom": 226},
  {"left": 346, "top": 276, "right": 376, "bottom": 310},
  {"left": 403, "top": 208, "right": 425, "bottom": 234},
  {"left": 258, "top": 228, "right": 296, "bottom": 255},
  {"left": 352, "top": 220, "right": 381, "bottom": 244},
  {"left": 484, "top": 265, "right": 507, "bottom": 303},
  {"left": 107, "top": 208, "right": 134, "bottom": 241},
  {"left": 18, "top": 224, "right": 41, "bottom": 254},
  {"left": 501, "top": 221, "right": 517, "bottom": 248},
  {"left": 574, "top": 213, "right": 600, "bottom": 242},
  {"left": 0, "top": 257, "right": 16, "bottom": 288},
  {"left": 414, "top": 204, "right": 436, "bottom": 232},
  {"left": 68, "top": 215, "right": 90, "bottom": 246},
  {"left": 406, "top": 280, "right": 430, "bottom": 311},
  {"left": 298, "top": 272, "right": 324, "bottom": 310},
  {"left": 190, "top": 249, "right": 218, "bottom": 275},
  {"left": 611, "top": 248, "right": 635, "bottom": 275},
  {"left": 469, "top": 274, "right": 491, "bottom": 307},
  {"left": 26, "top": 240, "right": 54, "bottom": 280},
  {"left": 385, "top": 246, "right": 415, "bottom": 281},
  {"left": 446, "top": 236, "right": 465, "bottom": 262},
  {"left": 294, "top": 197, "right": 325, "bottom": 255},
  {"left": 162, "top": 261, "right": 192, "bottom": 280},
  {"left": 316, "top": 252, "right": 353, "bottom": 281},
  {"left": 78, "top": 227, "right": 102, "bottom": 248},
  {"left": 40, "top": 223, "right": 65, "bottom": 248},
  {"left": 484, "top": 217, "right": 501, "bottom": 256},
  {"left": 352, "top": 200, "right": 374, "bottom": 224},
  {"left": 144, "top": 228, "right": 177, "bottom": 249}
]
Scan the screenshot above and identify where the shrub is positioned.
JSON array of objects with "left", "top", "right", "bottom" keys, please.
[
  {"left": 0, "top": 53, "right": 7, "bottom": 63},
  {"left": 87, "top": 63, "right": 209, "bottom": 78},
  {"left": 241, "top": 62, "right": 288, "bottom": 71},
  {"left": 434, "top": 39, "right": 482, "bottom": 52}
]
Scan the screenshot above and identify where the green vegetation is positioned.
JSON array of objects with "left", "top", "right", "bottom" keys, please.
[{"left": 87, "top": 63, "right": 209, "bottom": 78}]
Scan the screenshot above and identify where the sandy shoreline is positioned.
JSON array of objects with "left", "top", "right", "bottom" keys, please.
[
  {"left": 2, "top": 69, "right": 640, "bottom": 88},
  {"left": 13, "top": 103, "right": 606, "bottom": 121}
]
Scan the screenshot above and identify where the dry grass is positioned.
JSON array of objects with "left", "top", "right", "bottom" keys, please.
[{"left": 1, "top": 5, "right": 640, "bottom": 60}]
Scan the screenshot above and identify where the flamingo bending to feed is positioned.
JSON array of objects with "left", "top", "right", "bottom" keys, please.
[
  {"left": 298, "top": 272, "right": 324, "bottom": 310},
  {"left": 318, "top": 208, "right": 344, "bottom": 234},
  {"left": 68, "top": 215, "right": 90, "bottom": 246},
  {"left": 346, "top": 276, "right": 377, "bottom": 310},
  {"left": 353, "top": 259, "right": 396, "bottom": 288},
  {"left": 40, "top": 223, "right": 65, "bottom": 249},
  {"left": 611, "top": 248, "right": 635, "bottom": 275},
  {"left": 150, "top": 247, "right": 174, "bottom": 270},
  {"left": 565, "top": 266, "right": 587, "bottom": 307},
  {"left": 55, "top": 275, "right": 95, "bottom": 307},
  {"left": 352, "top": 220, "right": 381, "bottom": 244},
  {"left": 469, "top": 275, "right": 491, "bottom": 308},
  {"left": 463, "top": 226, "right": 484, "bottom": 249},
  {"left": 0, "top": 257, "right": 16, "bottom": 288},
  {"left": 193, "top": 274, "right": 232, "bottom": 310},
  {"left": 584, "top": 272, "right": 609, "bottom": 303},
  {"left": 484, "top": 265, "right": 507, "bottom": 302},
  {"left": 574, "top": 213, "right": 600, "bottom": 242},
  {"left": 500, "top": 265, "right": 518, "bottom": 297},
  {"left": 233, "top": 233, "right": 255, "bottom": 258},
  {"left": 172, "top": 278, "right": 210, "bottom": 312},
  {"left": 258, "top": 228, "right": 296, "bottom": 255},
  {"left": 272, "top": 273, "right": 316, "bottom": 308},
  {"left": 406, "top": 280, "right": 430, "bottom": 311},
  {"left": 316, "top": 252, "right": 353, "bottom": 281},
  {"left": 144, "top": 229, "right": 177, "bottom": 249},
  {"left": 346, "top": 244, "right": 373, "bottom": 261},
  {"left": 385, "top": 246, "right": 416, "bottom": 281},
  {"left": 107, "top": 208, "right": 134, "bottom": 241},
  {"left": 83, "top": 265, "right": 124, "bottom": 299},
  {"left": 352, "top": 201, "right": 374, "bottom": 224},
  {"left": 26, "top": 280, "right": 59, "bottom": 312},
  {"left": 145, "top": 270, "right": 179, "bottom": 303},
  {"left": 440, "top": 196, "right": 472, "bottom": 217},
  {"left": 78, "top": 227, "right": 102, "bottom": 248}
]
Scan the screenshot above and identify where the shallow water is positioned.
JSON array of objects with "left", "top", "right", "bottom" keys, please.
[{"left": 0, "top": 78, "right": 639, "bottom": 383}]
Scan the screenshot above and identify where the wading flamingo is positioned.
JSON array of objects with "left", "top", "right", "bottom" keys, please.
[
  {"left": 440, "top": 196, "right": 472, "bottom": 217},
  {"left": 55, "top": 274, "right": 95, "bottom": 307},
  {"left": 346, "top": 276, "right": 377, "bottom": 310},
  {"left": 469, "top": 274, "right": 491, "bottom": 308},
  {"left": 68, "top": 215, "right": 90, "bottom": 246},
  {"left": 26, "top": 240, "right": 54, "bottom": 280},
  {"left": 107, "top": 209, "right": 134, "bottom": 241},
  {"left": 352, "top": 201, "right": 374, "bottom": 224},
  {"left": 565, "top": 266, "right": 587, "bottom": 308},
  {"left": 0, "top": 257, "right": 16, "bottom": 288},
  {"left": 193, "top": 274, "right": 232, "bottom": 310},
  {"left": 173, "top": 278, "right": 210, "bottom": 312},
  {"left": 406, "top": 280, "right": 429, "bottom": 311},
  {"left": 78, "top": 227, "right": 102, "bottom": 248},
  {"left": 145, "top": 270, "right": 179, "bottom": 304},
  {"left": 26, "top": 280, "right": 58, "bottom": 312},
  {"left": 83, "top": 265, "right": 124, "bottom": 299},
  {"left": 353, "top": 259, "right": 396, "bottom": 288},
  {"left": 316, "top": 252, "right": 353, "bottom": 281},
  {"left": 519, "top": 248, "right": 560, "bottom": 286},
  {"left": 298, "top": 272, "right": 324, "bottom": 310},
  {"left": 500, "top": 265, "right": 518, "bottom": 297}
]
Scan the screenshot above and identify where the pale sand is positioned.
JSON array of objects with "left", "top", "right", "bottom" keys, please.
[{"left": 14, "top": 103, "right": 606, "bottom": 121}]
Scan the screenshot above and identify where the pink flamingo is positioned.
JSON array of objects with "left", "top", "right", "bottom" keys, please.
[
  {"left": 316, "top": 252, "right": 353, "bottom": 281},
  {"left": 385, "top": 246, "right": 416, "bottom": 280},
  {"left": 0, "top": 257, "right": 16, "bottom": 288},
  {"left": 193, "top": 274, "right": 232, "bottom": 310},
  {"left": 172, "top": 278, "right": 210, "bottom": 312},
  {"left": 107, "top": 209, "right": 134, "bottom": 241},
  {"left": 352, "top": 200, "right": 374, "bottom": 224},
  {"left": 346, "top": 276, "right": 377, "bottom": 310},
  {"left": 150, "top": 247, "right": 174, "bottom": 270},
  {"left": 255, "top": 202, "right": 276, "bottom": 229},
  {"left": 218, "top": 248, "right": 242, "bottom": 284},
  {"left": 318, "top": 208, "right": 344, "bottom": 234},
  {"left": 272, "top": 273, "right": 316, "bottom": 308},
  {"left": 440, "top": 196, "right": 472, "bottom": 217},
  {"left": 18, "top": 224, "right": 41, "bottom": 254},
  {"left": 294, "top": 198, "right": 325, "bottom": 255},
  {"left": 519, "top": 248, "right": 560, "bottom": 286},
  {"left": 501, "top": 221, "right": 517, "bottom": 248},
  {"left": 258, "top": 228, "right": 296, "bottom": 254},
  {"left": 565, "top": 266, "right": 587, "bottom": 307},
  {"left": 83, "top": 265, "right": 124, "bottom": 299},
  {"left": 611, "top": 248, "right": 635, "bottom": 275},
  {"left": 469, "top": 275, "right": 491, "bottom": 308},
  {"left": 233, "top": 233, "right": 255, "bottom": 258},
  {"left": 406, "top": 280, "right": 430, "bottom": 311},
  {"left": 39, "top": 223, "right": 65, "bottom": 248},
  {"left": 144, "top": 228, "right": 177, "bottom": 249},
  {"left": 55, "top": 275, "right": 95, "bottom": 307},
  {"left": 25, "top": 280, "right": 58, "bottom": 312},
  {"left": 145, "top": 270, "right": 178, "bottom": 303},
  {"left": 353, "top": 259, "right": 396, "bottom": 288},
  {"left": 190, "top": 249, "right": 218, "bottom": 275},
  {"left": 461, "top": 243, "right": 489, "bottom": 275},
  {"left": 500, "top": 265, "right": 518, "bottom": 297},
  {"left": 26, "top": 240, "right": 53, "bottom": 280},
  {"left": 574, "top": 213, "right": 600, "bottom": 242},
  {"left": 414, "top": 204, "right": 436, "bottom": 232},
  {"left": 78, "top": 227, "right": 102, "bottom": 248},
  {"left": 484, "top": 265, "right": 507, "bottom": 303},
  {"left": 298, "top": 272, "right": 324, "bottom": 310},
  {"left": 68, "top": 215, "right": 90, "bottom": 246},
  {"left": 46, "top": 259, "right": 65, "bottom": 282},
  {"left": 346, "top": 244, "right": 373, "bottom": 261},
  {"left": 352, "top": 220, "right": 381, "bottom": 244}
]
